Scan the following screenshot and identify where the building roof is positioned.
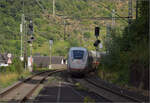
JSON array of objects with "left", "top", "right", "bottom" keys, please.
[{"left": 33, "top": 56, "right": 65, "bottom": 67}]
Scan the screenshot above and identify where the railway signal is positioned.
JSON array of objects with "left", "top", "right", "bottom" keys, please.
[
  {"left": 27, "top": 40, "right": 32, "bottom": 44},
  {"left": 30, "top": 36, "right": 34, "bottom": 40},
  {"left": 93, "top": 27, "right": 101, "bottom": 47},
  {"left": 29, "top": 20, "right": 33, "bottom": 34},
  {"left": 28, "top": 20, "right": 35, "bottom": 40},
  {"left": 94, "top": 40, "right": 101, "bottom": 47},
  {"left": 95, "top": 27, "right": 100, "bottom": 37},
  {"left": 26, "top": 20, "right": 34, "bottom": 72},
  {"left": 94, "top": 26, "right": 101, "bottom": 67},
  {"left": 28, "top": 20, "right": 35, "bottom": 43}
]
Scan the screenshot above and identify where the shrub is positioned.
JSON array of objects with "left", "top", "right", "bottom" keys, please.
[
  {"left": 33, "top": 63, "right": 37, "bottom": 71},
  {"left": 83, "top": 32, "right": 91, "bottom": 39},
  {"left": 6, "top": 57, "right": 24, "bottom": 74}
]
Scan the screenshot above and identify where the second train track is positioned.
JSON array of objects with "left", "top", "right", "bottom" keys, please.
[
  {"left": 0, "top": 69, "right": 64, "bottom": 102},
  {"left": 70, "top": 75, "right": 143, "bottom": 102}
]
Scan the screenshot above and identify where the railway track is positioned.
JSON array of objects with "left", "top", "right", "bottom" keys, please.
[
  {"left": 0, "top": 69, "right": 64, "bottom": 102},
  {"left": 71, "top": 76, "right": 144, "bottom": 102},
  {"left": 84, "top": 78, "right": 143, "bottom": 102},
  {"left": 33, "top": 70, "right": 111, "bottom": 103}
]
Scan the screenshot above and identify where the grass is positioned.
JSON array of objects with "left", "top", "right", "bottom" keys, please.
[
  {"left": 0, "top": 71, "right": 31, "bottom": 89},
  {"left": 97, "top": 68, "right": 130, "bottom": 88},
  {"left": 0, "top": 72, "right": 18, "bottom": 88},
  {"left": 97, "top": 69, "right": 119, "bottom": 84},
  {"left": 34, "top": 68, "right": 49, "bottom": 71},
  {"left": 34, "top": 68, "right": 57, "bottom": 72},
  {"left": 75, "top": 82, "right": 89, "bottom": 91},
  {"left": 84, "top": 96, "right": 95, "bottom": 103},
  {"left": 18, "top": 71, "right": 32, "bottom": 80},
  {"left": 75, "top": 83, "right": 95, "bottom": 103}
]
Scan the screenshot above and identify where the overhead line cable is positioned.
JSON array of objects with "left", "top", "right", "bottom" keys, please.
[
  {"left": 55, "top": 0, "right": 130, "bottom": 22},
  {"left": 94, "top": 0, "right": 129, "bottom": 23},
  {"left": 35, "top": 0, "right": 47, "bottom": 13}
]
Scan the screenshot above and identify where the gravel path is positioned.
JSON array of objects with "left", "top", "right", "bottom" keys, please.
[{"left": 33, "top": 70, "right": 110, "bottom": 103}]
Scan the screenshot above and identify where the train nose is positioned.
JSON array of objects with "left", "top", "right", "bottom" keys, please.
[{"left": 70, "top": 60, "right": 86, "bottom": 68}]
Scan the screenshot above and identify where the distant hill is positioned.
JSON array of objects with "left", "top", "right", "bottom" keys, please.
[{"left": 0, "top": 0, "right": 136, "bottom": 56}]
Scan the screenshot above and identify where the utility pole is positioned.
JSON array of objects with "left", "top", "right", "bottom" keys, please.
[
  {"left": 64, "top": 20, "right": 66, "bottom": 40},
  {"left": 126, "top": 0, "right": 133, "bottom": 51},
  {"left": 20, "top": 14, "right": 24, "bottom": 61},
  {"left": 106, "top": 24, "right": 111, "bottom": 36},
  {"left": 20, "top": 23, "right": 23, "bottom": 57},
  {"left": 24, "top": 20, "right": 27, "bottom": 70},
  {"left": 112, "top": 9, "right": 116, "bottom": 27},
  {"left": 22, "top": 0, "right": 27, "bottom": 69},
  {"left": 53, "top": 0, "right": 55, "bottom": 17},
  {"left": 49, "top": 40, "right": 53, "bottom": 69},
  {"left": 128, "top": 0, "right": 132, "bottom": 25},
  {"left": 136, "top": 0, "right": 138, "bottom": 19}
]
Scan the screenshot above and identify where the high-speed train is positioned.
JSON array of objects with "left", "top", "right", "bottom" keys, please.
[{"left": 67, "top": 47, "right": 93, "bottom": 75}]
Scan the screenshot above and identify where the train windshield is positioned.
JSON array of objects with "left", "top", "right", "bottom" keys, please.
[{"left": 72, "top": 50, "right": 84, "bottom": 59}]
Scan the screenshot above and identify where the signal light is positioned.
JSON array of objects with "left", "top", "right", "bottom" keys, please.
[
  {"left": 95, "top": 27, "right": 100, "bottom": 37},
  {"left": 27, "top": 40, "right": 31, "bottom": 43},
  {"left": 30, "top": 36, "right": 34, "bottom": 40},
  {"left": 29, "top": 23, "right": 33, "bottom": 31},
  {"left": 93, "top": 40, "right": 101, "bottom": 47},
  {"left": 28, "top": 20, "right": 33, "bottom": 35},
  {"left": 29, "top": 21, "right": 33, "bottom": 31},
  {"left": 93, "top": 43, "right": 96, "bottom": 47}
]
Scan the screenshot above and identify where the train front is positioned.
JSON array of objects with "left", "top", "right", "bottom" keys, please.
[{"left": 67, "top": 47, "right": 88, "bottom": 75}]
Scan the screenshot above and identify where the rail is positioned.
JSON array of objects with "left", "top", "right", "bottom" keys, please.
[
  {"left": 0, "top": 69, "right": 64, "bottom": 102},
  {"left": 84, "top": 78, "right": 143, "bottom": 102}
]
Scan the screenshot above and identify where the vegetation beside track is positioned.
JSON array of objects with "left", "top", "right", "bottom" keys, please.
[
  {"left": 75, "top": 82, "right": 89, "bottom": 92},
  {"left": 33, "top": 67, "right": 52, "bottom": 71},
  {"left": 0, "top": 57, "right": 31, "bottom": 89},
  {"left": 84, "top": 96, "right": 95, "bottom": 103},
  {"left": 97, "top": 0, "right": 149, "bottom": 93},
  {"left": 0, "top": 71, "right": 31, "bottom": 89},
  {"left": 0, "top": 57, "right": 52, "bottom": 90}
]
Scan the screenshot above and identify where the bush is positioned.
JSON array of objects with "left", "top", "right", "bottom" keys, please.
[
  {"left": 33, "top": 63, "right": 37, "bottom": 71},
  {"left": 99, "top": 1, "right": 149, "bottom": 88},
  {"left": 99, "top": 27, "right": 131, "bottom": 85},
  {"left": 0, "top": 66, "right": 6, "bottom": 72},
  {"left": 83, "top": 32, "right": 91, "bottom": 39},
  {"left": 6, "top": 57, "right": 24, "bottom": 74}
]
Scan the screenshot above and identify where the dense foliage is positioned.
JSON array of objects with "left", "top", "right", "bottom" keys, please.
[
  {"left": 100, "top": 0, "right": 149, "bottom": 89},
  {"left": 0, "top": 0, "right": 131, "bottom": 56}
]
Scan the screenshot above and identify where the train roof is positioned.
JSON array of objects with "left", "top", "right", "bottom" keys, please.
[{"left": 69, "top": 47, "right": 87, "bottom": 51}]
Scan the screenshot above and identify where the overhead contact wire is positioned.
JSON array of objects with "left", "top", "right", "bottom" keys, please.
[
  {"left": 35, "top": 0, "right": 47, "bottom": 13},
  {"left": 95, "top": 0, "right": 129, "bottom": 23}
]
